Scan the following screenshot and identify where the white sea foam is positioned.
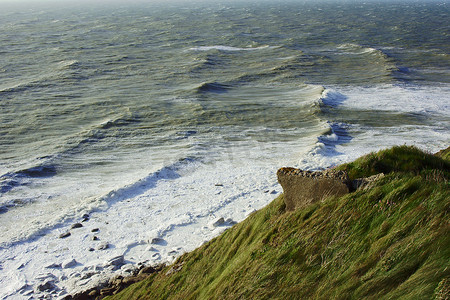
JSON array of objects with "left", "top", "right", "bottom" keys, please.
[
  {"left": 338, "top": 84, "right": 449, "bottom": 114},
  {"left": 298, "top": 84, "right": 450, "bottom": 170},
  {"left": 0, "top": 140, "right": 305, "bottom": 299},
  {"left": 336, "top": 43, "right": 384, "bottom": 56}
]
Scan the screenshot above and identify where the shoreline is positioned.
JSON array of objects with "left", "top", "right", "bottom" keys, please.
[
  {"left": 73, "top": 145, "right": 449, "bottom": 299},
  {"left": 68, "top": 263, "right": 166, "bottom": 299},
  {"left": 1, "top": 158, "right": 280, "bottom": 299},
  {"left": 66, "top": 146, "right": 450, "bottom": 299},
  {"left": 3, "top": 144, "right": 447, "bottom": 299}
]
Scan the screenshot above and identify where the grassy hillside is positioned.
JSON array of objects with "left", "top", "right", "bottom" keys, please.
[{"left": 107, "top": 146, "right": 449, "bottom": 300}]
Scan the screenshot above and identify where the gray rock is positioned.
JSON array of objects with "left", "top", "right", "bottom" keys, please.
[
  {"left": 212, "top": 217, "right": 225, "bottom": 227},
  {"left": 150, "top": 238, "right": 165, "bottom": 245},
  {"left": 71, "top": 223, "right": 83, "bottom": 229},
  {"left": 59, "top": 232, "right": 71, "bottom": 239},
  {"left": 212, "top": 218, "right": 225, "bottom": 227},
  {"left": 36, "top": 280, "right": 57, "bottom": 292},
  {"left": 45, "top": 263, "right": 61, "bottom": 269},
  {"left": 104, "top": 255, "right": 124, "bottom": 270},
  {"left": 138, "top": 266, "right": 156, "bottom": 275},
  {"left": 17, "top": 283, "right": 32, "bottom": 294},
  {"left": 62, "top": 259, "right": 78, "bottom": 269},
  {"left": 81, "top": 272, "right": 98, "bottom": 280},
  {"left": 120, "top": 264, "right": 135, "bottom": 273},
  {"left": 97, "top": 243, "right": 110, "bottom": 250}
]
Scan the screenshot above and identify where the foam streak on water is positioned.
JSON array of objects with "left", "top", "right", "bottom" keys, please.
[{"left": 0, "top": 1, "right": 449, "bottom": 298}]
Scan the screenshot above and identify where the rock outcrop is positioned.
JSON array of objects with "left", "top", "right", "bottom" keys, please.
[
  {"left": 277, "top": 168, "right": 350, "bottom": 211},
  {"left": 67, "top": 264, "right": 165, "bottom": 300}
]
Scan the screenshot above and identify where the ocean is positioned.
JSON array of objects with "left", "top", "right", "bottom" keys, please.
[{"left": 0, "top": 0, "right": 449, "bottom": 298}]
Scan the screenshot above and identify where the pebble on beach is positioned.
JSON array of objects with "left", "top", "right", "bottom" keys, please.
[
  {"left": 150, "top": 238, "right": 166, "bottom": 245},
  {"left": 97, "top": 243, "right": 110, "bottom": 250},
  {"left": 59, "top": 232, "right": 71, "bottom": 239},
  {"left": 71, "top": 223, "right": 83, "bottom": 229},
  {"left": 212, "top": 217, "right": 225, "bottom": 227}
]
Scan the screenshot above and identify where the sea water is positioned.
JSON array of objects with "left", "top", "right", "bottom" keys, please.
[{"left": 0, "top": 0, "right": 449, "bottom": 298}]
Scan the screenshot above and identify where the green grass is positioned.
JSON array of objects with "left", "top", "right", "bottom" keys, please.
[
  {"left": 335, "top": 145, "right": 450, "bottom": 180},
  {"left": 107, "top": 146, "right": 449, "bottom": 300}
]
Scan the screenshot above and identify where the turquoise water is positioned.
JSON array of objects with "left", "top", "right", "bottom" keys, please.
[{"left": 0, "top": 1, "right": 449, "bottom": 297}]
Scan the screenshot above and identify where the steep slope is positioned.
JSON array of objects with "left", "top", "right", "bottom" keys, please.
[{"left": 107, "top": 146, "right": 449, "bottom": 300}]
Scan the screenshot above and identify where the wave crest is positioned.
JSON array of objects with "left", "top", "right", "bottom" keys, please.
[
  {"left": 189, "top": 45, "right": 272, "bottom": 52},
  {"left": 196, "top": 82, "right": 232, "bottom": 94}
]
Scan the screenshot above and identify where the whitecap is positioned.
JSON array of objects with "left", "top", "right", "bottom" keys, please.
[
  {"left": 336, "top": 43, "right": 383, "bottom": 56},
  {"left": 57, "top": 60, "right": 79, "bottom": 69}
]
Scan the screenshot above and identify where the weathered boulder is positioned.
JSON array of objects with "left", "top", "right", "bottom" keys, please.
[{"left": 277, "top": 168, "right": 350, "bottom": 211}]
